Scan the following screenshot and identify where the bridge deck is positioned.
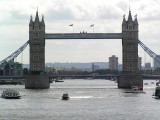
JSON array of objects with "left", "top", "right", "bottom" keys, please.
[{"left": 45, "top": 33, "right": 123, "bottom": 39}]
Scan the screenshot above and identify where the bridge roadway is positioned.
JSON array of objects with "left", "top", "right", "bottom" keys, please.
[
  {"left": 0, "top": 74, "right": 159, "bottom": 84},
  {"left": 50, "top": 74, "right": 118, "bottom": 79},
  {"left": 44, "top": 33, "right": 123, "bottom": 39}
]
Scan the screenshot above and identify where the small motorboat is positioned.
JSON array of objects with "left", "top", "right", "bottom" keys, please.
[
  {"left": 55, "top": 80, "right": 64, "bottom": 82},
  {"left": 1, "top": 89, "right": 21, "bottom": 99},
  {"left": 62, "top": 93, "right": 69, "bottom": 100},
  {"left": 55, "top": 78, "right": 64, "bottom": 82}
]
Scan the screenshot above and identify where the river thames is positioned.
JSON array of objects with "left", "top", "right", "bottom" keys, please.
[{"left": 0, "top": 79, "right": 159, "bottom": 120}]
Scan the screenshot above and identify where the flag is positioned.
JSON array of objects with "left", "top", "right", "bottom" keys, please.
[
  {"left": 134, "top": 14, "right": 137, "bottom": 18},
  {"left": 90, "top": 24, "right": 94, "bottom": 27},
  {"left": 69, "top": 24, "right": 73, "bottom": 26}
]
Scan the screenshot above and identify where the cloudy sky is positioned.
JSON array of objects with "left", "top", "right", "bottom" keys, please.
[{"left": 0, "top": 0, "right": 160, "bottom": 66}]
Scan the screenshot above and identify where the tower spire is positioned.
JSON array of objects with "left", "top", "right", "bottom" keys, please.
[
  {"left": 122, "top": 14, "right": 126, "bottom": 25},
  {"left": 37, "top": 6, "right": 38, "bottom": 13},
  {"left": 35, "top": 7, "right": 39, "bottom": 22},
  {"left": 134, "top": 14, "right": 138, "bottom": 24},
  {"left": 128, "top": 7, "right": 132, "bottom": 22},
  {"left": 41, "top": 15, "right": 45, "bottom": 25},
  {"left": 29, "top": 15, "right": 33, "bottom": 25}
]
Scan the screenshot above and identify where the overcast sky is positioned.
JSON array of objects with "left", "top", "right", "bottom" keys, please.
[{"left": 0, "top": 0, "right": 160, "bottom": 66}]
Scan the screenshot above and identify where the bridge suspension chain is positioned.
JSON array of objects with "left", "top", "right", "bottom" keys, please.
[
  {"left": 138, "top": 40, "right": 160, "bottom": 65},
  {"left": 0, "top": 40, "right": 29, "bottom": 69}
]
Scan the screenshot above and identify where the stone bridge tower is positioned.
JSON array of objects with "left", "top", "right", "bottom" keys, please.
[
  {"left": 25, "top": 11, "right": 50, "bottom": 89},
  {"left": 118, "top": 10, "right": 143, "bottom": 88}
]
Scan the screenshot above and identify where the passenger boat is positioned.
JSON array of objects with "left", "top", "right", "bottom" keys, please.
[
  {"left": 1, "top": 89, "right": 21, "bottom": 99},
  {"left": 62, "top": 93, "right": 69, "bottom": 100}
]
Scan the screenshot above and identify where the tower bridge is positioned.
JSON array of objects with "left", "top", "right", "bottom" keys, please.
[
  {"left": 25, "top": 9, "right": 143, "bottom": 89},
  {"left": 2, "top": 10, "right": 160, "bottom": 89}
]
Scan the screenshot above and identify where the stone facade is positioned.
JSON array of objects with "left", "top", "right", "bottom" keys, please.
[
  {"left": 29, "top": 11, "right": 45, "bottom": 73},
  {"left": 118, "top": 10, "right": 143, "bottom": 89},
  {"left": 25, "top": 11, "right": 50, "bottom": 89},
  {"left": 25, "top": 75, "right": 49, "bottom": 89}
]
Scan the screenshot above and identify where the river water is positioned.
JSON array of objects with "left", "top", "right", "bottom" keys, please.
[{"left": 0, "top": 79, "right": 159, "bottom": 120}]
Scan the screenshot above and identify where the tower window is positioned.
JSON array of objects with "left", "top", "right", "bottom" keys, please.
[
  {"left": 34, "top": 25, "right": 39, "bottom": 30},
  {"left": 129, "top": 26, "right": 132, "bottom": 29},
  {"left": 33, "top": 33, "right": 39, "bottom": 37},
  {"left": 127, "top": 32, "right": 133, "bottom": 37}
]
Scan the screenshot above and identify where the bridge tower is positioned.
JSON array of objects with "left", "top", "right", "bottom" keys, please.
[
  {"left": 25, "top": 11, "right": 50, "bottom": 89},
  {"left": 118, "top": 10, "right": 143, "bottom": 88}
]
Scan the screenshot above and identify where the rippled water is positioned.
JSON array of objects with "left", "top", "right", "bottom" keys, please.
[{"left": 0, "top": 79, "right": 159, "bottom": 120}]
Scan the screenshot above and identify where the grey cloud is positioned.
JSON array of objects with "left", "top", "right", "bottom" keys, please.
[
  {"left": 0, "top": 10, "right": 28, "bottom": 25},
  {"left": 45, "top": 7, "right": 74, "bottom": 21},
  {"left": 116, "top": 1, "right": 128, "bottom": 11}
]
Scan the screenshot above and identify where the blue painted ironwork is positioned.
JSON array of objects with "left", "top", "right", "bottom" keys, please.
[
  {"left": 138, "top": 40, "right": 160, "bottom": 64},
  {"left": 45, "top": 33, "right": 123, "bottom": 39},
  {"left": 0, "top": 40, "right": 29, "bottom": 69}
]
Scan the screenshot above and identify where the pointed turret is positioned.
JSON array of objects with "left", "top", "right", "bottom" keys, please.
[
  {"left": 122, "top": 14, "right": 126, "bottom": 25},
  {"left": 29, "top": 15, "right": 33, "bottom": 25},
  {"left": 41, "top": 15, "right": 45, "bottom": 25},
  {"left": 134, "top": 14, "right": 138, "bottom": 24},
  {"left": 128, "top": 10, "right": 132, "bottom": 22},
  {"left": 35, "top": 11, "right": 39, "bottom": 23}
]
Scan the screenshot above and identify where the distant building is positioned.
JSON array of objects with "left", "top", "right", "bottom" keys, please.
[
  {"left": 92, "top": 63, "right": 94, "bottom": 71},
  {"left": 154, "top": 55, "right": 160, "bottom": 69},
  {"left": 145, "top": 62, "right": 151, "bottom": 69},
  {"left": 109, "top": 55, "right": 118, "bottom": 70},
  {"left": 138, "top": 57, "right": 142, "bottom": 70},
  {"left": 45, "top": 66, "right": 52, "bottom": 72},
  {"left": 118, "top": 64, "right": 122, "bottom": 71},
  {"left": 91, "top": 63, "right": 100, "bottom": 71},
  {"left": 12, "top": 62, "right": 23, "bottom": 76},
  {"left": 3, "top": 62, "right": 23, "bottom": 76}
]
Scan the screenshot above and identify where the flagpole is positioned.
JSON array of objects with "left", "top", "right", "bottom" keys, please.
[
  {"left": 69, "top": 24, "right": 74, "bottom": 33},
  {"left": 90, "top": 24, "right": 94, "bottom": 33},
  {"left": 73, "top": 26, "right": 74, "bottom": 33},
  {"left": 93, "top": 25, "right": 94, "bottom": 33}
]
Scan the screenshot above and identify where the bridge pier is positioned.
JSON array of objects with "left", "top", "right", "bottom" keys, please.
[
  {"left": 118, "top": 74, "right": 143, "bottom": 89},
  {"left": 25, "top": 75, "right": 49, "bottom": 89}
]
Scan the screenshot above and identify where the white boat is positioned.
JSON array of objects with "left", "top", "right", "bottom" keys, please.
[{"left": 1, "top": 89, "right": 21, "bottom": 99}]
